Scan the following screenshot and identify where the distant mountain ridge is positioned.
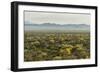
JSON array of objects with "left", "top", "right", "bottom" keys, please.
[
  {"left": 25, "top": 23, "right": 90, "bottom": 31},
  {"left": 25, "top": 23, "right": 89, "bottom": 26}
]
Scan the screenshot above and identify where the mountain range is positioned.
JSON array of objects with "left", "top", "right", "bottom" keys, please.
[{"left": 24, "top": 23, "right": 90, "bottom": 31}]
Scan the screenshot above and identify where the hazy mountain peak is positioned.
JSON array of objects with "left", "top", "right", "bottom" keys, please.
[{"left": 25, "top": 23, "right": 90, "bottom": 32}]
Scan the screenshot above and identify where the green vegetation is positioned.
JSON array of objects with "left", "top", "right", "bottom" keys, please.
[{"left": 24, "top": 31, "right": 90, "bottom": 61}]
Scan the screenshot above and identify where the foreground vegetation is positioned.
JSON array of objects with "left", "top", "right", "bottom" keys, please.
[{"left": 24, "top": 31, "right": 90, "bottom": 61}]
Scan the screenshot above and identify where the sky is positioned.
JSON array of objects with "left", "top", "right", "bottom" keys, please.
[{"left": 24, "top": 11, "right": 91, "bottom": 25}]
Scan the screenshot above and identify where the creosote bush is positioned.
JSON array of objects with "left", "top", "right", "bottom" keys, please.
[{"left": 24, "top": 32, "right": 90, "bottom": 61}]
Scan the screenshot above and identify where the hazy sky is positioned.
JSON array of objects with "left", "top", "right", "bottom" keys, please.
[{"left": 24, "top": 11, "right": 90, "bottom": 25}]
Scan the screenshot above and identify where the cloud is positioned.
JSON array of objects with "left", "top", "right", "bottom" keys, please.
[{"left": 24, "top": 11, "right": 90, "bottom": 25}]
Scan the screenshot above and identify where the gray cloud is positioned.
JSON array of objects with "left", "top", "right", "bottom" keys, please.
[{"left": 24, "top": 11, "right": 90, "bottom": 25}]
